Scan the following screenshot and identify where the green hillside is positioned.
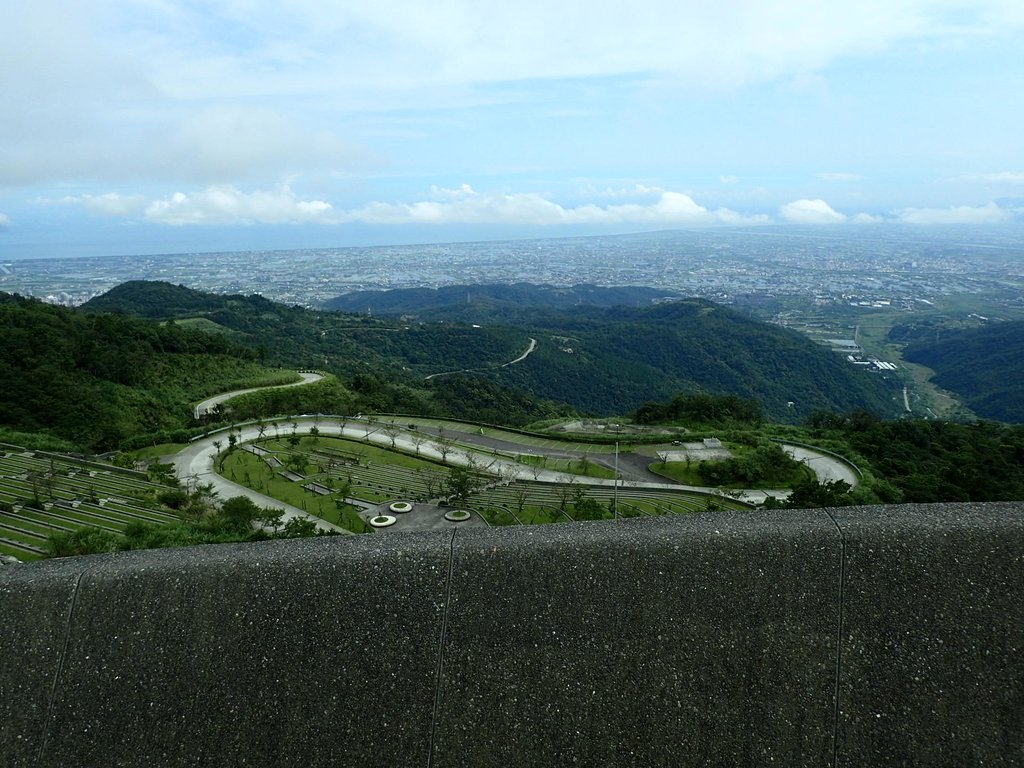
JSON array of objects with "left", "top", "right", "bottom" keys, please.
[
  {"left": 902, "top": 320, "right": 1024, "bottom": 422},
  {"left": 0, "top": 292, "right": 297, "bottom": 450},
  {"left": 83, "top": 281, "right": 900, "bottom": 423}
]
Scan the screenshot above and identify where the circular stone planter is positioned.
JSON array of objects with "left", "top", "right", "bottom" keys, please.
[
  {"left": 444, "top": 509, "right": 472, "bottom": 522},
  {"left": 370, "top": 515, "right": 397, "bottom": 528},
  {"left": 389, "top": 501, "right": 414, "bottom": 514}
]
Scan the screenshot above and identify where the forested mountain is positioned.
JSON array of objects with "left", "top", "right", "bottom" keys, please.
[
  {"left": 82, "top": 281, "right": 535, "bottom": 378},
  {"left": 482, "top": 300, "right": 900, "bottom": 420},
  {"left": 901, "top": 320, "right": 1024, "bottom": 422},
  {"left": 84, "top": 281, "right": 900, "bottom": 423},
  {"left": 0, "top": 292, "right": 295, "bottom": 449},
  {"left": 80, "top": 281, "right": 573, "bottom": 427},
  {"left": 322, "top": 283, "right": 679, "bottom": 317}
]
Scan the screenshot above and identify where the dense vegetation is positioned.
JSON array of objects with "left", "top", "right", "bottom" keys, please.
[
  {"left": 46, "top": 494, "right": 330, "bottom": 557},
  {"left": 0, "top": 292, "right": 297, "bottom": 450},
  {"left": 633, "top": 392, "right": 764, "bottom": 426},
  {"left": 485, "top": 300, "right": 900, "bottom": 420},
  {"left": 900, "top": 320, "right": 1024, "bottom": 422},
  {"left": 83, "top": 282, "right": 901, "bottom": 422},
  {"left": 806, "top": 410, "right": 1024, "bottom": 503}
]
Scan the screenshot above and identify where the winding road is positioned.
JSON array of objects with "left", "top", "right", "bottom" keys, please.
[
  {"left": 425, "top": 338, "right": 537, "bottom": 380},
  {"left": 175, "top": 374, "right": 860, "bottom": 526},
  {"left": 193, "top": 372, "right": 324, "bottom": 418},
  {"left": 780, "top": 445, "right": 860, "bottom": 488}
]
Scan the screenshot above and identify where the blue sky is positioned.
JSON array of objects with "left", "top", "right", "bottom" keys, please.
[{"left": 2, "top": 0, "right": 1023, "bottom": 258}]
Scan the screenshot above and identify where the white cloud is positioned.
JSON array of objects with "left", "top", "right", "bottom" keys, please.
[
  {"left": 144, "top": 186, "right": 334, "bottom": 225},
  {"left": 852, "top": 213, "right": 884, "bottom": 224},
  {"left": 719, "top": 175, "right": 738, "bottom": 184},
  {"left": 895, "top": 202, "right": 1012, "bottom": 224},
  {"left": 0, "top": 213, "right": 9, "bottom": 227},
  {"left": 339, "top": 187, "right": 766, "bottom": 226},
  {"left": 817, "top": 172, "right": 863, "bottom": 182},
  {"left": 779, "top": 199, "right": 847, "bottom": 224},
  {"left": 952, "top": 172, "right": 1024, "bottom": 185},
  {"left": 587, "top": 184, "right": 666, "bottom": 199},
  {"left": 3, "top": 1, "right": 1023, "bottom": 191},
  {"left": 59, "top": 183, "right": 768, "bottom": 227},
  {"left": 47, "top": 193, "right": 148, "bottom": 217}
]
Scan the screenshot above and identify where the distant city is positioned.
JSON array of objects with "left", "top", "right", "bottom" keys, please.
[{"left": 3, "top": 228, "right": 1021, "bottom": 306}]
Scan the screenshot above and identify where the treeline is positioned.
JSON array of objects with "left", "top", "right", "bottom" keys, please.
[
  {"left": 82, "top": 280, "right": 532, "bottom": 379},
  {"left": 47, "top": 494, "right": 331, "bottom": 558},
  {"left": 495, "top": 299, "right": 900, "bottom": 421},
  {"left": 0, "top": 293, "right": 295, "bottom": 450},
  {"left": 806, "top": 410, "right": 1024, "bottom": 503},
  {"left": 900, "top": 320, "right": 1024, "bottom": 423},
  {"left": 633, "top": 392, "right": 763, "bottom": 426},
  {"left": 83, "top": 282, "right": 900, "bottom": 424}
]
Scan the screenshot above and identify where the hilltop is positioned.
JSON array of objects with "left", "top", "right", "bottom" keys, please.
[{"left": 83, "top": 281, "right": 901, "bottom": 422}]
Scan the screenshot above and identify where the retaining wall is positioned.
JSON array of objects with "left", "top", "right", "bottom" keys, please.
[{"left": 2, "top": 503, "right": 1022, "bottom": 766}]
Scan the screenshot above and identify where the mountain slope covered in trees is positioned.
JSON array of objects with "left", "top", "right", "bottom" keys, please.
[
  {"left": 901, "top": 320, "right": 1024, "bottom": 422},
  {"left": 83, "top": 281, "right": 900, "bottom": 422},
  {"left": 0, "top": 292, "right": 297, "bottom": 449}
]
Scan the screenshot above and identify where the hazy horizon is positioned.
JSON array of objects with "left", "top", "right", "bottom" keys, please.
[{"left": 2, "top": 2, "right": 1023, "bottom": 260}]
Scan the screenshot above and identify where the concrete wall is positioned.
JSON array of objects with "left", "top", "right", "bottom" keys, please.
[{"left": 2, "top": 504, "right": 1021, "bottom": 767}]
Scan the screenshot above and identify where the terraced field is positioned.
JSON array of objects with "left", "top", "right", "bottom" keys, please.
[
  {"left": 0, "top": 448, "right": 180, "bottom": 561},
  {"left": 216, "top": 433, "right": 749, "bottom": 534}
]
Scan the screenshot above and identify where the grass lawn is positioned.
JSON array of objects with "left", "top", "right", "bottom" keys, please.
[
  {"left": 515, "top": 454, "right": 616, "bottom": 480},
  {"left": 218, "top": 448, "right": 344, "bottom": 525},
  {"left": 131, "top": 443, "right": 188, "bottom": 460}
]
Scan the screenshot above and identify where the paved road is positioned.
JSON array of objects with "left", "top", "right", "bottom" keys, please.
[
  {"left": 199, "top": 418, "right": 779, "bottom": 504},
  {"left": 173, "top": 414, "right": 857, "bottom": 523},
  {"left": 171, "top": 427, "right": 346, "bottom": 533},
  {"left": 425, "top": 338, "right": 537, "bottom": 380},
  {"left": 193, "top": 372, "right": 324, "bottom": 418},
  {"left": 780, "top": 444, "right": 860, "bottom": 488}
]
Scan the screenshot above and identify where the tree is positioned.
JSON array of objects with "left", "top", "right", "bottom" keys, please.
[
  {"left": 785, "top": 478, "right": 854, "bottom": 508},
  {"left": 556, "top": 474, "right": 576, "bottom": 510},
  {"left": 220, "top": 496, "right": 261, "bottom": 533},
  {"left": 444, "top": 467, "right": 478, "bottom": 505},
  {"left": 382, "top": 421, "right": 400, "bottom": 449},
  {"left": 438, "top": 437, "right": 453, "bottom": 465},
  {"left": 512, "top": 487, "right": 528, "bottom": 519},
  {"left": 281, "top": 516, "right": 318, "bottom": 538}
]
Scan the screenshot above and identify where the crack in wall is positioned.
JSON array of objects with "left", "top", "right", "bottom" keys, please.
[
  {"left": 426, "top": 528, "right": 457, "bottom": 767},
  {"left": 823, "top": 509, "right": 847, "bottom": 768}
]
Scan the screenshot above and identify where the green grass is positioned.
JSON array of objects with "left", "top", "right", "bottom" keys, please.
[
  {"left": 167, "top": 317, "right": 233, "bottom": 334},
  {"left": 647, "top": 462, "right": 705, "bottom": 485},
  {"left": 219, "top": 449, "right": 342, "bottom": 525},
  {"left": 131, "top": 443, "right": 187, "bottom": 460},
  {"left": 514, "top": 454, "right": 616, "bottom": 480}
]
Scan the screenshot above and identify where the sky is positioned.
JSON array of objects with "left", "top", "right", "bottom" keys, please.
[{"left": 2, "top": 0, "right": 1023, "bottom": 258}]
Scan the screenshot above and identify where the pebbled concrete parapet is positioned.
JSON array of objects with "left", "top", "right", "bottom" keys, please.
[{"left": 1, "top": 504, "right": 1021, "bottom": 767}]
